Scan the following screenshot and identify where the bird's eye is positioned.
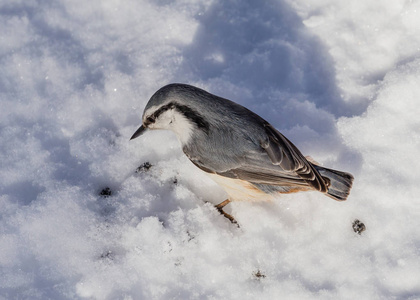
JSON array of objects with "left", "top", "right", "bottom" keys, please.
[{"left": 146, "top": 116, "right": 155, "bottom": 124}]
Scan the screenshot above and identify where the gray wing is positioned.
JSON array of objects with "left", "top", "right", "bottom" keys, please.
[
  {"left": 260, "top": 124, "right": 308, "bottom": 171},
  {"left": 187, "top": 123, "right": 328, "bottom": 193},
  {"left": 259, "top": 124, "right": 327, "bottom": 192}
]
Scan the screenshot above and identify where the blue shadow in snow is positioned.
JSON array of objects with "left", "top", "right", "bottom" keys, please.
[{"left": 179, "top": 0, "right": 365, "bottom": 122}]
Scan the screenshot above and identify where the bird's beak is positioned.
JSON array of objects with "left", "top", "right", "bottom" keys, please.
[{"left": 130, "top": 124, "right": 147, "bottom": 140}]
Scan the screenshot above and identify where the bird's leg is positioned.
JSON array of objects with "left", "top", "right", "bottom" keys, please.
[
  {"left": 215, "top": 199, "right": 230, "bottom": 210},
  {"left": 215, "top": 199, "right": 238, "bottom": 226}
]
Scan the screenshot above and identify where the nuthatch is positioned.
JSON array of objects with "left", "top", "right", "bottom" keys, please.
[{"left": 131, "top": 84, "right": 353, "bottom": 223}]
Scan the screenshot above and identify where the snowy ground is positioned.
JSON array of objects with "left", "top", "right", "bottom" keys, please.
[{"left": 1, "top": 0, "right": 420, "bottom": 299}]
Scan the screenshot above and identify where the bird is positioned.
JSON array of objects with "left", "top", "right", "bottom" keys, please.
[{"left": 130, "top": 83, "right": 354, "bottom": 224}]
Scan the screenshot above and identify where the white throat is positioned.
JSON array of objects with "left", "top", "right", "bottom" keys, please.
[
  {"left": 170, "top": 110, "right": 195, "bottom": 145},
  {"left": 146, "top": 108, "right": 195, "bottom": 145}
]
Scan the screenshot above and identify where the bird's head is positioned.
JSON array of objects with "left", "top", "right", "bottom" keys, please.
[{"left": 130, "top": 84, "right": 210, "bottom": 145}]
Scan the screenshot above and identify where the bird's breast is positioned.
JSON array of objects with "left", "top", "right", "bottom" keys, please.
[{"left": 206, "top": 173, "right": 275, "bottom": 202}]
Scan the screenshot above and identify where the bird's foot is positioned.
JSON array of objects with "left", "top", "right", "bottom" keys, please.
[
  {"left": 215, "top": 199, "right": 239, "bottom": 227},
  {"left": 215, "top": 199, "right": 230, "bottom": 210}
]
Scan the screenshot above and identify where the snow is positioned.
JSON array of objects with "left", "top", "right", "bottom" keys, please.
[{"left": 1, "top": 0, "right": 420, "bottom": 299}]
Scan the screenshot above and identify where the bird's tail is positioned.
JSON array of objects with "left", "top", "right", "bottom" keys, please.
[{"left": 313, "top": 165, "right": 354, "bottom": 201}]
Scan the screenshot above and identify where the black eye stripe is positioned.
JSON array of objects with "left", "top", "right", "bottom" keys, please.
[
  {"left": 146, "top": 102, "right": 209, "bottom": 134},
  {"left": 152, "top": 103, "right": 175, "bottom": 119},
  {"left": 144, "top": 103, "right": 174, "bottom": 125},
  {"left": 173, "top": 103, "right": 209, "bottom": 134}
]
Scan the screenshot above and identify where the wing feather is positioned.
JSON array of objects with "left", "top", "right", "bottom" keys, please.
[
  {"left": 185, "top": 123, "right": 328, "bottom": 193},
  {"left": 261, "top": 124, "right": 327, "bottom": 192}
]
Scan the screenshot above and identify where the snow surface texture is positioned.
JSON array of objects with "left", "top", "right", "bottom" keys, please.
[{"left": 1, "top": 0, "right": 420, "bottom": 299}]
